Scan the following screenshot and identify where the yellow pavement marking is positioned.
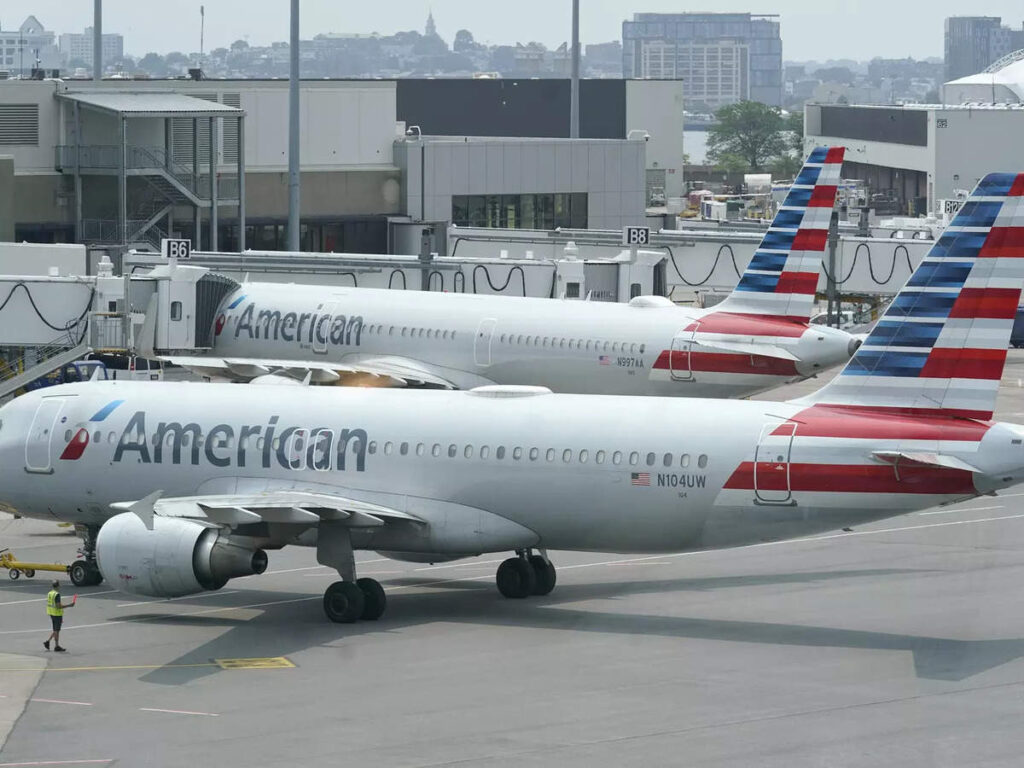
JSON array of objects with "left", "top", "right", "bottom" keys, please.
[{"left": 214, "top": 656, "right": 294, "bottom": 669}]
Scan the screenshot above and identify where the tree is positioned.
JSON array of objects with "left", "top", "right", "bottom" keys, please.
[
  {"left": 784, "top": 111, "right": 803, "bottom": 155},
  {"left": 230, "top": 39, "right": 249, "bottom": 51},
  {"left": 165, "top": 51, "right": 189, "bottom": 67},
  {"left": 453, "top": 29, "right": 475, "bottom": 54},
  {"left": 707, "top": 101, "right": 787, "bottom": 172},
  {"left": 137, "top": 52, "right": 167, "bottom": 75}
]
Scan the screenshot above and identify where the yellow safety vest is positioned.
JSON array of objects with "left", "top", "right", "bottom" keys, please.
[{"left": 46, "top": 590, "right": 63, "bottom": 617}]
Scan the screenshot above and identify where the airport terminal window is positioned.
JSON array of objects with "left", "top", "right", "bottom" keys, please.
[
  {"left": 698, "top": 454, "right": 708, "bottom": 468},
  {"left": 451, "top": 193, "right": 587, "bottom": 230}
]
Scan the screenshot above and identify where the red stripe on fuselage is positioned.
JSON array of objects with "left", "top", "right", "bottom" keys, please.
[
  {"left": 723, "top": 462, "right": 977, "bottom": 495},
  {"left": 653, "top": 350, "right": 799, "bottom": 376},
  {"left": 686, "top": 312, "right": 809, "bottom": 337},
  {"left": 919, "top": 347, "right": 1007, "bottom": 380},
  {"left": 981, "top": 227, "right": 1024, "bottom": 258},
  {"left": 775, "top": 404, "right": 993, "bottom": 440},
  {"left": 949, "top": 287, "right": 1021, "bottom": 319},
  {"left": 774, "top": 271, "right": 818, "bottom": 295}
]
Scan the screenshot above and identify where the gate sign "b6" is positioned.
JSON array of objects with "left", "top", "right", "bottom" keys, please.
[
  {"left": 622, "top": 226, "right": 651, "bottom": 246},
  {"left": 161, "top": 238, "right": 192, "bottom": 260}
]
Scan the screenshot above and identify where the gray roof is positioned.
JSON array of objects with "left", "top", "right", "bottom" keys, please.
[{"left": 58, "top": 91, "right": 244, "bottom": 117}]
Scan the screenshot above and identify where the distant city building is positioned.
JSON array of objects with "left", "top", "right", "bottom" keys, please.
[
  {"left": 0, "top": 16, "right": 60, "bottom": 74},
  {"left": 58, "top": 26, "right": 124, "bottom": 68},
  {"left": 425, "top": 10, "right": 437, "bottom": 38},
  {"left": 622, "top": 12, "right": 782, "bottom": 107},
  {"left": 944, "top": 16, "right": 1024, "bottom": 82}
]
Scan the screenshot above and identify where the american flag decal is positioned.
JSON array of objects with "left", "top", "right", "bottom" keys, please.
[
  {"left": 598, "top": 355, "right": 611, "bottom": 365},
  {"left": 631, "top": 472, "right": 651, "bottom": 486}
]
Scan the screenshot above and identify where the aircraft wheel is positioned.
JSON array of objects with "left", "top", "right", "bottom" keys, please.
[
  {"left": 23, "top": 569, "right": 35, "bottom": 578},
  {"left": 528, "top": 555, "right": 556, "bottom": 596},
  {"left": 8, "top": 569, "right": 19, "bottom": 581},
  {"left": 87, "top": 567, "right": 103, "bottom": 586},
  {"left": 357, "top": 578, "right": 386, "bottom": 621},
  {"left": 69, "top": 560, "right": 91, "bottom": 587},
  {"left": 496, "top": 557, "right": 536, "bottom": 599},
  {"left": 323, "top": 581, "right": 365, "bottom": 623}
]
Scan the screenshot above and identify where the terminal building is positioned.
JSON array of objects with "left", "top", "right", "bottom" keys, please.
[
  {"left": 0, "top": 77, "right": 683, "bottom": 255},
  {"left": 803, "top": 52, "right": 1024, "bottom": 216}
]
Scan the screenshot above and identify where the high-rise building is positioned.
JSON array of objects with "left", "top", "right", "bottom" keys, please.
[
  {"left": 622, "top": 12, "right": 782, "bottom": 107},
  {"left": 58, "top": 26, "right": 124, "bottom": 69},
  {"left": 944, "top": 16, "right": 1024, "bottom": 82},
  {"left": 0, "top": 16, "right": 60, "bottom": 74}
]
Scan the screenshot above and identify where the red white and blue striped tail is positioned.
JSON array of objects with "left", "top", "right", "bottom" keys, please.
[
  {"left": 798, "top": 172, "right": 1024, "bottom": 420},
  {"left": 714, "top": 146, "right": 845, "bottom": 323}
]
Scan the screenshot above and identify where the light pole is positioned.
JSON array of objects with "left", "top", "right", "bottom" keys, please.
[{"left": 286, "top": 0, "right": 301, "bottom": 251}]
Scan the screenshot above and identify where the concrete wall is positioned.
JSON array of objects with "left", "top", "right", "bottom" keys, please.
[
  {"left": 244, "top": 169, "right": 402, "bottom": 218},
  {"left": 0, "top": 80, "right": 59, "bottom": 172},
  {"left": 12, "top": 174, "right": 71, "bottom": 226},
  {"left": 932, "top": 109, "right": 1024, "bottom": 201},
  {"left": 626, "top": 80, "right": 684, "bottom": 200},
  {"left": 0, "top": 242, "right": 86, "bottom": 276},
  {"left": 0, "top": 157, "right": 13, "bottom": 241},
  {"left": 396, "top": 137, "right": 647, "bottom": 231}
]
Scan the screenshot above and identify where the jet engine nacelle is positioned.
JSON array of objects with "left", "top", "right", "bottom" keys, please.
[{"left": 96, "top": 513, "right": 268, "bottom": 597}]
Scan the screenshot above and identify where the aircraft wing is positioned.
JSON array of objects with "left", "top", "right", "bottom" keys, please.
[
  {"left": 111, "top": 490, "right": 426, "bottom": 531},
  {"left": 689, "top": 338, "right": 800, "bottom": 361},
  {"left": 160, "top": 354, "right": 458, "bottom": 388}
]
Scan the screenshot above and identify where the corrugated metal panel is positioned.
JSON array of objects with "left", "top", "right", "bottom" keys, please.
[
  {"left": 171, "top": 93, "right": 218, "bottom": 166},
  {"left": 0, "top": 104, "right": 39, "bottom": 146},
  {"left": 60, "top": 91, "right": 244, "bottom": 115},
  {"left": 222, "top": 93, "right": 241, "bottom": 164}
]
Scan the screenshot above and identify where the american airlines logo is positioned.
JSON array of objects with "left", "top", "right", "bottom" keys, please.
[
  {"left": 104, "top": 410, "right": 368, "bottom": 472},
  {"left": 232, "top": 302, "right": 365, "bottom": 348}
]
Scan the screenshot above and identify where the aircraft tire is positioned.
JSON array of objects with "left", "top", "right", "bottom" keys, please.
[
  {"left": 87, "top": 567, "right": 103, "bottom": 586},
  {"left": 24, "top": 569, "right": 35, "bottom": 578},
  {"left": 527, "top": 555, "right": 556, "bottom": 596},
  {"left": 69, "top": 560, "right": 90, "bottom": 587},
  {"left": 323, "top": 581, "right": 365, "bottom": 623},
  {"left": 496, "top": 557, "right": 536, "bottom": 599},
  {"left": 8, "top": 569, "right": 18, "bottom": 580},
  {"left": 357, "top": 577, "right": 386, "bottom": 621}
]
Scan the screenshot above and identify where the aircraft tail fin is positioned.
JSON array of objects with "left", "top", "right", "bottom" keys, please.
[
  {"left": 798, "top": 172, "right": 1024, "bottom": 420},
  {"left": 713, "top": 146, "right": 845, "bottom": 323}
]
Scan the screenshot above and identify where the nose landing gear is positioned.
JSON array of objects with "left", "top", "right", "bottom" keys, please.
[
  {"left": 70, "top": 525, "right": 103, "bottom": 587},
  {"left": 496, "top": 550, "right": 556, "bottom": 599}
]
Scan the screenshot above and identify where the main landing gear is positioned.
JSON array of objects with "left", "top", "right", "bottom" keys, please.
[
  {"left": 496, "top": 550, "right": 556, "bottom": 599},
  {"left": 318, "top": 521, "right": 386, "bottom": 623},
  {"left": 70, "top": 525, "right": 103, "bottom": 587}
]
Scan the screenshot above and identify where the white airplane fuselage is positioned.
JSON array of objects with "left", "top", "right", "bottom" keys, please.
[
  {"left": 3, "top": 382, "right": 1021, "bottom": 557},
  {"left": 204, "top": 283, "right": 856, "bottom": 398}
]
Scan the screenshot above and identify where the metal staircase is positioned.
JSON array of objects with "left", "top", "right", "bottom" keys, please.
[{"left": 0, "top": 332, "right": 91, "bottom": 402}]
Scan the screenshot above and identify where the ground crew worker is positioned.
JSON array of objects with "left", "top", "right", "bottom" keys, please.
[{"left": 44, "top": 580, "right": 73, "bottom": 653}]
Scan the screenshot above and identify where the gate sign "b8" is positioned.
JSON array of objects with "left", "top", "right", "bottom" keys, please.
[
  {"left": 622, "top": 226, "right": 651, "bottom": 246},
  {"left": 161, "top": 238, "right": 192, "bottom": 260}
]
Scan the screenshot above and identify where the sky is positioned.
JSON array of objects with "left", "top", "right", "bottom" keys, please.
[{"left": 4, "top": 0, "right": 1024, "bottom": 62}]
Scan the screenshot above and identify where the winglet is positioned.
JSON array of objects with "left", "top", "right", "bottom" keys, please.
[{"left": 129, "top": 490, "right": 164, "bottom": 531}]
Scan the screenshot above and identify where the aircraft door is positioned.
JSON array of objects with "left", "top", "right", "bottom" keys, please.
[
  {"left": 669, "top": 324, "right": 697, "bottom": 381},
  {"left": 313, "top": 302, "right": 338, "bottom": 355},
  {"left": 753, "top": 420, "right": 796, "bottom": 504},
  {"left": 474, "top": 318, "right": 498, "bottom": 367},
  {"left": 25, "top": 397, "right": 69, "bottom": 474}
]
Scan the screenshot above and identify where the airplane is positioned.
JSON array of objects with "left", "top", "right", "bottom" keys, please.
[
  {"left": 158, "top": 147, "right": 858, "bottom": 399},
  {"left": 0, "top": 171, "right": 1020, "bottom": 625}
]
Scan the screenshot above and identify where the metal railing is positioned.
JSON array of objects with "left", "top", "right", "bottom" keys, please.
[
  {"left": 89, "top": 312, "right": 128, "bottom": 352},
  {"left": 0, "top": 330, "right": 82, "bottom": 388}
]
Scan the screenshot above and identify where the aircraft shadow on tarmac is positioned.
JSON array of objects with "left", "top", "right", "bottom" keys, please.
[{"left": 67, "top": 566, "right": 1022, "bottom": 687}]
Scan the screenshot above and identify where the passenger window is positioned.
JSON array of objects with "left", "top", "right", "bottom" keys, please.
[
  {"left": 108, "top": 431, "right": 116, "bottom": 444},
  {"left": 543, "top": 336, "right": 550, "bottom": 346},
  {"left": 596, "top": 450, "right": 606, "bottom": 464},
  {"left": 368, "top": 441, "right": 377, "bottom": 455},
  {"left": 419, "top": 328, "right": 425, "bottom": 337},
  {"left": 64, "top": 429, "right": 72, "bottom": 442},
  {"left": 500, "top": 334, "right": 506, "bottom": 343},
  {"left": 426, "top": 329, "right": 432, "bottom": 338},
  {"left": 432, "top": 444, "right": 441, "bottom": 457},
  {"left": 389, "top": 326, "right": 395, "bottom": 336},
  {"left": 663, "top": 453, "right": 672, "bottom": 467},
  {"left": 579, "top": 450, "right": 589, "bottom": 463},
  {"left": 629, "top": 451, "right": 639, "bottom": 465},
  {"left": 448, "top": 444, "right": 457, "bottom": 458},
  {"left": 562, "top": 449, "right": 572, "bottom": 463},
  {"left": 400, "top": 441, "right": 409, "bottom": 455},
  {"left": 560, "top": 339, "right": 566, "bottom": 348},
  {"left": 480, "top": 446, "right": 490, "bottom": 459},
  {"left": 257, "top": 437, "right": 265, "bottom": 451},
  {"left": 496, "top": 446, "right": 506, "bottom": 460},
  {"left": 698, "top": 454, "right": 708, "bottom": 468},
  {"left": 640, "top": 344, "right": 645, "bottom": 354},
  {"left": 603, "top": 341, "right": 610, "bottom": 352},
  {"left": 464, "top": 445, "right": 473, "bottom": 459},
  {"left": 612, "top": 451, "right": 622, "bottom": 465},
  {"left": 529, "top": 447, "right": 539, "bottom": 461},
  {"left": 415, "top": 443, "right": 424, "bottom": 456},
  {"left": 546, "top": 448, "right": 555, "bottom": 462},
  {"left": 612, "top": 342, "right": 619, "bottom": 352},
  {"left": 170, "top": 301, "right": 182, "bottom": 321},
  {"left": 646, "top": 452, "right": 656, "bottom": 466},
  {"left": 513, "top": 447, "right": 523, "bottom": 460},
  {"left": 401, "top": 327, "right": 408, "bottom": 337},
  {"left": 384, "top": 441, "right": 394, "bottom": 455},
  {"left": 681, "top": 453, "right": 690, "bottom": 468},
  {"left": 517, "top": 335, "right": 524, "bottom": 345}
]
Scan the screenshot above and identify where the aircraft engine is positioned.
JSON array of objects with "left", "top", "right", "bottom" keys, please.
[{"left": 96, "top": 513, "right": 268, "bottom": 597}]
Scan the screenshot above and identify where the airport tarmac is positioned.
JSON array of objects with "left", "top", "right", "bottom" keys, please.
[{"left": 4, "top": 354, "right": 1024, "bottom": 767}]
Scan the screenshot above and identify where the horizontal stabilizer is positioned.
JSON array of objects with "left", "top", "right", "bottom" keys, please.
[{"left": 691, "top": 338, "right": 800, "bottom": 361}]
